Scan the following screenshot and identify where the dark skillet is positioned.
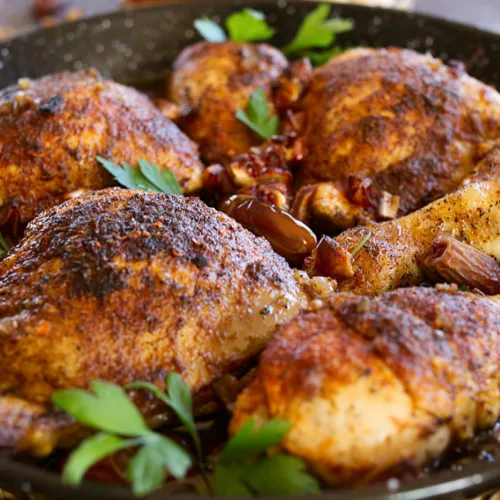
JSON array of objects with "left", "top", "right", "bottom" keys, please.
[{"left": 1, "top": 2, "right": 500, "bottom": 499}]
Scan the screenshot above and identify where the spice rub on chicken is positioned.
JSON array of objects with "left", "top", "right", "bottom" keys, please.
[
  {"left": 231, "top": 286, "right": 500, "bottom": 485},
  {"left": 289, "top": 48, "right": 500, "bottom": 232},
  {"left": 0, "top": 189, "right": 308, "bottom": 456},
  {"left": 0, "top": 71, "right": 204, "bottom": 235},
  {"left": 169, "top": 41, "right": 287, "bottom": 164}
]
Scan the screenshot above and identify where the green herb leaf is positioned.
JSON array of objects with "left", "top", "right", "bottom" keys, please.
[
  {"left": 128, "top": 441, "right": 166, "bottom": 497},
  {"left": 226, "top": 9, "right": 275, "bottom": 42},
  {"left": 236, "top": 88, "right": 279, "bottom": 140},
  {"left": 215, "top": 465, "right": 252, "bottom": 496},
  {"left": 52, "top": 380, "right": 150, "bottom": 437},
  {"left": 128, "top": 436, "right": 192, "bottom": 496},
  {"left": 194, "top": 18, "right": 227, "bottom": 42},
  {"left": 283, "top": 5, "right": 353, "bottom": 56},
  {"left": 138, "top": 160, "right": 183, "bottom": 195},
  {"left": 296, "top": 46, "right": 344, "bottom": 66},
  {"left": 459, "top": 284, "right": 471, "bottom": 292},
  {"left": 96, "top": 157, "right": 182, "bottom": 195},
  {"left": 220, "top": 418, "right": 291, "bottom": 465},
  {"left": 62, "top": 433, "right": 132, "bottom": 486},
  {"left": 0, "top": 233, "right": 10, "bottom": 257},
  {"left": 351, "top": 231, "right": 372, "bottom": 257},
  {"left": 128, "top": 374, "right": 202, "bottom": 461},
  {"left": 242, "top": 455, "right": 320, "bottom": 495}
]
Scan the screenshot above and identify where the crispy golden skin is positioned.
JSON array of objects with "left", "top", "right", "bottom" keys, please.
[
  {"left": 169, "top": 41, "right": 287, "bottom": 164},
  {"left": 0, "top": 189, "right": 307, "bottom": 456},
  {"left": 330, "top": 147, "right": 500, "bottom": 296},
  {"left": 231, "top": 287, "right": 500, "bottom": 485},
  {"left": 0, "top": 71, "right": 204, "bottom": 231},
  {"left": 294, "top": 48, "right": 500, "bottom": 231}
]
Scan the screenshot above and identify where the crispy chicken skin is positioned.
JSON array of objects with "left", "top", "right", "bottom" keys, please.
[
  {"left": 292, "top": 48, "right": 500, "bottom": 231},
  {"left": 0, "top": 189, "right": 307, "bottom": 456},
  {"left": 231, "top": 287, "right": 500, "bottom": 485},
  {"left": 328, "top": 148, "right": 500, "bottom": 296},
  {"left": 169, "top": 41, "right": 287, "bottom": 164},
  {"left": 0, "top": 71, "right": 204, "bottom": 232}
]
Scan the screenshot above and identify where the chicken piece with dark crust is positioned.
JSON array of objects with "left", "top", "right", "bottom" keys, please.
[
  {"left": 290, "top": 48, "right": 500, "bottom": 232},
  {"left": 0, "top": 71, "right": 204, "bottom": 235},
  {"left": 169, "top": 41, "right": 287, "bottom": 165},
  {"left": 0, "top": 188, "right": 308, "bottom": 456},
  {"left": 232, "top": 286, "right": 500, "bottom": 485},
  {"left": 325, "top": 147, "right": 500, "bottom": 296}
]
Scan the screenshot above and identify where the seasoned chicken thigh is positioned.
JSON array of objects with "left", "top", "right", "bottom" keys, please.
[
  {"left": 169, "top": 41, "right": 287, "bottom": 164},
  {"left": 0, "top": 189, "right": 308, "bottom": 456},
  {"left": 291, "top": 48, "right": 500, "bottom": 231},
  {"left": 325, "top": 147, "right": 500, "bottom": 296},
  {"left": 232, "top": 287, "right": 500, "bottom": 485},
  {"left": 0, "top": 71, "right": 204, "bottom": 234}
]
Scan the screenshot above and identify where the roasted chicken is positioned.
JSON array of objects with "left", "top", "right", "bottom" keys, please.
[
  {"left": 169, "top": 41, "right": 287, "bottom": 164},
  {"left": 231, "top": 286, "right": 500, "bottom": 485},
  {"left": 288, "top": 48, "right": 500, "bottom": 231},
  {"left": 0, "top": 189, "right": 309, "bottom": 456},
  {"left": 321, "top": 147, "right": 500, "bottom": 296},
  {"left": 0, "top": 71, "right": 204, "bottom": 235}
]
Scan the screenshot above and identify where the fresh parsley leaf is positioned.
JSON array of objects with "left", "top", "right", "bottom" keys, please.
[
  {"left": 128, "top": 442, "right": 167, "bottom": 497},
  {"left": 63, "top": 433, "right": 132, "bottom": 485},
  {"left": 128, "top": 374, "right": 201, "bottom": 461},
  {"left": 242, "top": 455, "right": 320, "bottom": 495},
  {"left": 52, "top": 381, "right": 150, "bottom": 437},
  {"left": 283, "top": 5, "right": 353, "bottom": 56},
  {"left": 297, "top": 46, "right": 344, "bottom": 66},
  {"left": 96, "top": 157, "right": 182, "bottom": 195},
  {"left": 138, "top": 160, "right": 183, "bottom": 195},
  {"left": 351, "top": 231, "right": 372, "bottom": 257},
  {"left": 217, "top": 418, "right": 319, "bottom": 496},
  {"left": 128, "top": 436, "right": 191, "bottom": 496},
  {"left": 236, "top": 88, "right": 279, "bottom": 140},
  {"left": 215, "top": 465, "right": 252, "bottom": 495},
  {"left": 220, "top": 418, "right": 291, "bottom": 465},
  {"left": 459, "top": 284, "right": 471, "bottom": 292},
  {"left": 226, "top": 9, "right": 275, "bottom": 42},
  {"left": 194, "top": 18, "right": 227, "bottom": 42},
  {"left": 0, "top": 233, "right": 10, "bottom": 257}
]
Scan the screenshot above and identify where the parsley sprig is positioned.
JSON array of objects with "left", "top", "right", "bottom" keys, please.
[
  {"left": 283, "top": 5, "right": 353, "bottom": 63},
  {"left": 53, "top": 374, "right": 320, "bottom": 497},
  {"left": 97, "top": 157, "right": 182, "bottom": 195},
  {"left": 236, "top": 88, "right": 279, "bottom": 140},
  {"left": 0, "top": 233, "right": 10, "bottom": 257},
  {"left": 194, "top": 8, "right": 275, "bottom": 43}
]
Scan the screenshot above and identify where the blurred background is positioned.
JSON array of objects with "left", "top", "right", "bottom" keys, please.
[{"left": 0, "top": 0, "right": 499, "bottom": 41}]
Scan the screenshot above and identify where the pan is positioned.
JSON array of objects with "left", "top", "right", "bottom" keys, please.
[{"left": 0, "top": 2, "right": 499, "bottom": 498}]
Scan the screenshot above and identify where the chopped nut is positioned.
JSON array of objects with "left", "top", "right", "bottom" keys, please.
[
  {"left": 65, "top": 7, "right": 84, "bottom": 22},
  {"left": 378, "top": 191, "right": 400, "bottom": 220}
]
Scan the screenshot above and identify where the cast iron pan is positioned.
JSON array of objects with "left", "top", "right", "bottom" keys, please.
[{"left": 1, "top": 2, "right": 500, "bottom": 499}]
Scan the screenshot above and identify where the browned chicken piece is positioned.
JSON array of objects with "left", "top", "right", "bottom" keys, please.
[
  {"left": 315, "top": 147, "right": 500, "bottom": 296},
  {"left": 0, "top": 71, "right": 204, "bottom": 235},
  {"left": 169, "top": 41, "right": 287, "bottom": 164},
  {"left": 0, "top": 188, "right": 309, "bottom": 456},
  {"left": 231, "top": 287, "right": 500, "bottom": 485},
  {"left": 290, "top": 48, "right": 500, "bottom": 232}
]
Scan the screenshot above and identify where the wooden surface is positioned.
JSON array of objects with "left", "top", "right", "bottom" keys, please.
[{"left": 0, "top": 0, "right": 500, "bottom": 39}]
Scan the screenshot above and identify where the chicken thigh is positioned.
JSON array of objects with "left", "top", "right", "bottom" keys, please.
[
  {"left": 232, "top": 287, "right": 500, "bottom": 485},
  {"left": 322, "top": 147, "right": 500, "bottom": 296},
  {"left": 290, "top": 48, "right": 500, "bottom": 231},
  {"left": 0, "top": 189, "right": 308, "bottom": 456},
  {"left": 0, "top": 71, "right": 204, "bottom": 235},
  {"left": 169, "top": 41, "right": 287, "bottom": 164}
]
